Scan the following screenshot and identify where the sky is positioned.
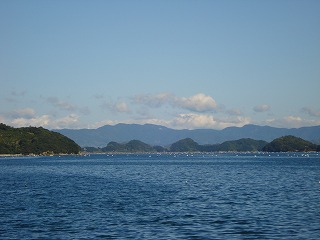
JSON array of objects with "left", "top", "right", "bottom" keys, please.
[{"left": 1, "top": 0, "right": 320, "bottom": 130}]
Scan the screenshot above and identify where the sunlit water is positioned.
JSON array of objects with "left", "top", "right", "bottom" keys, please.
[{"left": 0, "top": 153, "right": 319, "bottom": 239}]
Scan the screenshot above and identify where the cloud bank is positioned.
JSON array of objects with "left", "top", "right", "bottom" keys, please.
[
  {"left": 171, "top": 113, "right": 251, "bottom": 130},
  {"left": 1, "top": 92, "right": 319, "bottom": 130},
  {"left": 10, "top": 114, "right": 80, "bottom": 129}
]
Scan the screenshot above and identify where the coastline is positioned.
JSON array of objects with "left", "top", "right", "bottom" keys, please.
[
  {"left": 0, "top": 153, "right": 81, "bottom": 158},
  {"left": 1, "top": 151, "right": 319, "bottom": 158}
]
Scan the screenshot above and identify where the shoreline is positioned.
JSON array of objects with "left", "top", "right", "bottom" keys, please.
[
  {"left": 2, "top": 151, "right": 319, "bottom": 158},
  {"left": 0, "top": 153, "right": 81, "bottom": 158}
]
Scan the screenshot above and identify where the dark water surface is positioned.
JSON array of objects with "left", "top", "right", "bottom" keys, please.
[{"left": 0, "top": 153, "right": 319, "bottom": 239}]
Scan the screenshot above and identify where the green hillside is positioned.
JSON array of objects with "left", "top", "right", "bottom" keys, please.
[
  {"left": 169, "top": 138, "right": 200, "bottom": 152},
  {"left": 262, "top": 135, "right": 318, "bottom": 152},
  {"left": 102, "top": 140, "right": 160, "bottom": 153},
  {"left": 201, "top": 138, "right": 268, "bottom": 152},
  {"left": 82, "top": 136, "right": 320, "bottom": 153},
  {"left": 0, "top": 123, "right": 81, "bottom": 155}
]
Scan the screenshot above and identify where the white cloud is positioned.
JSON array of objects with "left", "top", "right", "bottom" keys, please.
[
  {"left": 285, "top": 116, "right": 320, "bottom": 127},
  {"left": 174, "top": 93, "right": 217, "bottom": 112},
  {"left": 263, "top": 115, "right": 320, "bottom": 128},
  {"left": 114, "top": 101, "right": 131, "bottom": 113},
  {"left": 170, "top": 113, "right": 251, "bottom": 129},
  {"left": 132, "top": 92, "right": 217, "bottom": 112},
  {"left": 92, "top": 112, "right": 320, "bottom": 131},
  {"left": 253, "top": 104, "right": 271, "bottom": 112},
  {"left": 11, "top": 115, "right": 51, "bottom": 128},
  {"left": 171, "top": 113, "right": 217, "bottom": 129},
  {"left": 53, "top": 114, "right": 80, "bottom": 129},
  {"left": 10, "top": 114, "right": 81, "bottom": 129}
]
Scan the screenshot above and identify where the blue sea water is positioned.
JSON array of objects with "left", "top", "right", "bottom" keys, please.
[{"left": 0, "top": 153, "right": 320, "bottom": 239}]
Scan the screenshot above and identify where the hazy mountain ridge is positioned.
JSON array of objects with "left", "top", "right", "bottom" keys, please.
[{"left": 55, "top": 124, "right": 320, "bottom": 147}]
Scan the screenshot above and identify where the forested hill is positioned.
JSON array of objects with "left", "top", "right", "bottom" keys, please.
[
  {"left": 83, "top": 138, "right": 269, "bottom": 153},
  {"left": 0, "top": 123, "right": 81, "bottom": 155},
  {"left": 83, "top": 136, "right": 320, "bottom": 153},
  {"left": 169, "top": 138, "right": 268, "bottom": 152},
  {"left": 262, "top": 135, "right": 319, "bottom": 152}
]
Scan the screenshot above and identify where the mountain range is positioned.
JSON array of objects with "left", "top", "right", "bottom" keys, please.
[{"left": 54, "top": 124, "right": 320, "bottom": 147}]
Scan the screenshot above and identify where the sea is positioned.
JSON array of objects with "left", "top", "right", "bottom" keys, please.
[{"left": 0, "top": 153, "right": 319, "bottom": 240}]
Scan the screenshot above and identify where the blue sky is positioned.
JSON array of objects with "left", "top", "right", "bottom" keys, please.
[{"left": 1, "top": 0, "right": 319, "bottom": 130}]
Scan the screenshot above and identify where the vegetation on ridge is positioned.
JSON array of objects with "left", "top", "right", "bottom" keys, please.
[
  {"left": 262, "top": 135, "right": 319, "bottom": 152},
  {"left": 0, "top": 123, "right": 81, "bottom": 155},
  {"left": 170, "top": 138, "right": 200, "bottom": 152},
  {"left": 200, "top": 138, "right": 268, "bottom": 152},
  {"left": 101, "top": 140, "right": 164, "bottom": 153}
]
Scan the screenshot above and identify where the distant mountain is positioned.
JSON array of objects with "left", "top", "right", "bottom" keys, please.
[
  {"left": 262, "top": 135, "right": 319, "bottom": 152},
  {"left": 0, "top": 123, "right": 81, "bottom": 155},
  {"left": 55, "top": 123, "right": 320, "bottom": 147}
]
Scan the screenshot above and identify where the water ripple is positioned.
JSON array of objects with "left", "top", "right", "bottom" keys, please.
[{"left": 0, "top": 153, "right": 320, "bottom": 239}]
